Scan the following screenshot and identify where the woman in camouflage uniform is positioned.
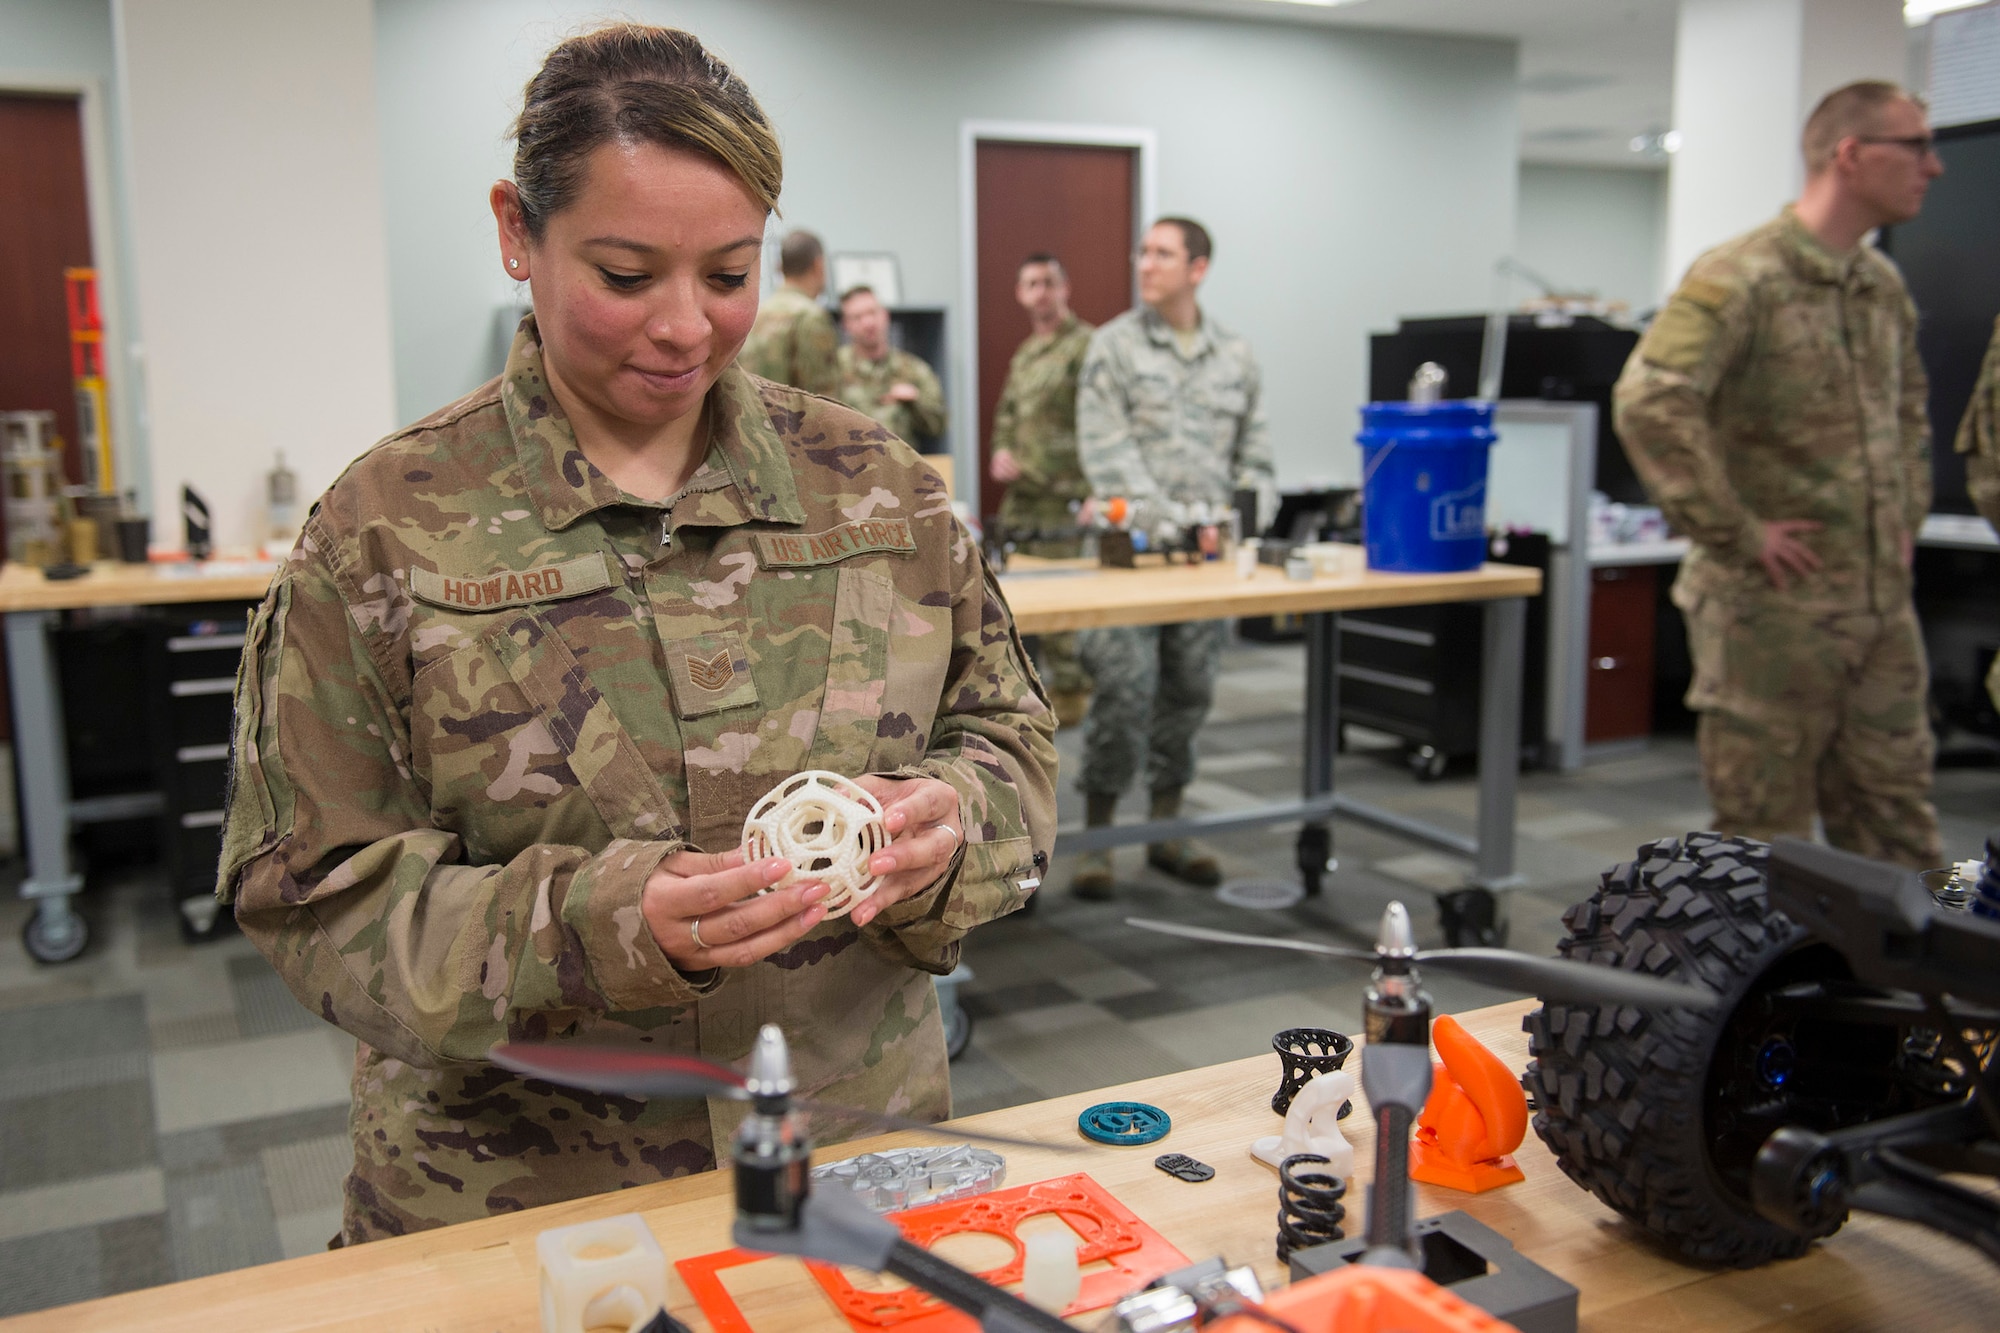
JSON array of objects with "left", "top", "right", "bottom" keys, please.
[{"left": 219, "top": 25, "right": 1056, "bottom": 1243}]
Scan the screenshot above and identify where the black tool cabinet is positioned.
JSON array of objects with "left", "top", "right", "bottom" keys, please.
[
  {"left": 42, "top": 600, "right": 258, "bottom": 940},
  {"left": 1334, "top": 533, "right": 1550, "bottom": 778},
  {"left": 141, "top": 600, "right": 258, "bottom": 937}
]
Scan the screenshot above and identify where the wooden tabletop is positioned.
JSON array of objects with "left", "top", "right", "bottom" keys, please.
[
  {"left": 11, "top": 998, "right": 1992, "bottom": 1331},
  {"left": 999, "top": 558, "right": 1540, "bottom": 635},
  {"left": 0, "top": 560, "right": 276, "bottom": 613}
]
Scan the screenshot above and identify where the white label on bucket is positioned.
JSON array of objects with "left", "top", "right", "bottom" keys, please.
[{"left": 1431, "top": 480, "right": 1486, "bottom": 542}]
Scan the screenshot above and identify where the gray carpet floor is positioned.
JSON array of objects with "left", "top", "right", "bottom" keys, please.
[{"left": 2, "top": 636, "right": 1995, "bottom": 1318}]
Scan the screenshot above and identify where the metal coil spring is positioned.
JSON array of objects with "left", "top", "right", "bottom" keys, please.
[{"left": 1275, "top": 1152, "right": 1347, "bottom": 1263}]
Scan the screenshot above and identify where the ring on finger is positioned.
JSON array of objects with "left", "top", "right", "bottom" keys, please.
[
  {"left": 938, "top": 824, "right": 959, "bottom": 847},
  {"left": 689, "top": 916, "right": 706, "bottom": 950}
]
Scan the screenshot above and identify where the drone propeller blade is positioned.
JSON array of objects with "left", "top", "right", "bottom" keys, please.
[
  {"left": 490, "top": 1042, "right": 750, "bottom": 1102},
  {"left": 1124, "top": 917, "right": 1376, "bottom": 963},
  {"left": 1125, "top": 918, "right": 1718, "bottom": 1011},
  {"left": 1413, "top": 948, "right": 1719, "bottom": 1011},
  {"left": 492, "top": 1043, "right": 1082, "bottom": 1153},
  {"left": 792, "top": 1096, "right": 1082, "bottom": 1155}
]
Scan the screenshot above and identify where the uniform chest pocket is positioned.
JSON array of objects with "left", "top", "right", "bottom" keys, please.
[
  {"left": 1196, "top": 384, "right": 1248, "bottom": 420},
  {"left": 484, "top": 609, "right": 686, "bottom": 844}
]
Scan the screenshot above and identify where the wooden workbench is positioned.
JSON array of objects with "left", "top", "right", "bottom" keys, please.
[
  {"left": 0, "top": 559, "right": 275, "bottom": 613},
  {"left": 997, "top": 557, "right": 1540, "bottom": 635},
  {"left": 9, "top": 998, "right": 1992, "bottom": 1331}
]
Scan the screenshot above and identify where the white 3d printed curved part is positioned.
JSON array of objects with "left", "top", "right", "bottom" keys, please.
[
  {"left": 536, "top": 1214, "right": 667, "bottom": 1333},
  {"left": 741, "top": 770, "right": 889, "bottom": 919},
  {"left": 1251, "top": 1068, "right": 1357, "bottom": 1180}
]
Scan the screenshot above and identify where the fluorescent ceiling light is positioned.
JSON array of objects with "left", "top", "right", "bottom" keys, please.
[{"left": 1905, "top": 0, "right": 1984, "bottom": 24}]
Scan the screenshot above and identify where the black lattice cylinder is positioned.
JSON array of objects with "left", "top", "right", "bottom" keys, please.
[{"left": 1270, "top": 1027, "right": 1354, "bottom": 1116}]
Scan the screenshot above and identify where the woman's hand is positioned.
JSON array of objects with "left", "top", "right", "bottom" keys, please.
[
  {"left": 642, "top": 849, "right": 828, "bottom": 970},
  {"left": 849, "top": 774, "right": 964, "bottom": 927}
]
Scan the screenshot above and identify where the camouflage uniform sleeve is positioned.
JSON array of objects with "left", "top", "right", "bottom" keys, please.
[
  {"left": 796, "top": 305, "right": 841, "bottom": 399},
  {"left": 1230, "top": 348, "right": 1278, "bottom": 525},
  {"left": 1612, "top": 270, "right": 1766, "bottom": 563},
  {"left": 989, "top": 357, "right": 1023, "bottom": 476},
  {"left": 1956, "top": 317, "right": 2000, "bottom": 533},
  {"left": 1077, "top": 329, "right": 1159, "bottom": 506},
  {"left": 908, "top": 357, "right": 948, "bottom": 440},
  {"left": 866, "top": 519, "right": 1056, "bottom": 972},
  {"left": 218, "top": 538, "right": 715, "bottom": 1068},
  {"left": 1897, "top": 291, "right": 1933, "bottom": 535}
]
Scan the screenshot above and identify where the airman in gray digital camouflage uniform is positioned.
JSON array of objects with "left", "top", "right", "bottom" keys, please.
[
  {"left": 738, "top": 228, "right": 840, "bottom": 397},
  {"left": 1071, "top": 217, "right": 1273, "bottom": 898},
  {"left": 219, "top": 25, "right": 1055, "bottom": 1244},
  {"left": 1614, "top": 81, "right": 1944, "bottom": 867},
  {"left": 1957, "top": 315, "right": 2000, "bottom": 708}
]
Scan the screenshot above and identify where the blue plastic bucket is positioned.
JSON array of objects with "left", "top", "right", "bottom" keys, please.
[{"left": 1356, "top": 401, "right": 1496, "bottom": 573}]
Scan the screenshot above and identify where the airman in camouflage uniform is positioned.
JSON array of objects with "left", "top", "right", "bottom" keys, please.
[
  {"left": 992, "top": 290, "right": 1095, "bottom": 721},
  {"left": 1956, "top": 315, "right": 2000, "bottom": 708},
  {"left": 992, "top": 314, "right": 1094, "bottom": 547},
  {"left": 837, "top": 344, "right": 947, "bottom": 447},
  {"left": 739, "top": 286, "right": 839, "bottom": 397},
  {"left": 219, "top": 316, "right": 1057, "bottom": 1241},
  {"left": 1071, "top": 219, "right": 1273, "bottom": 896},
  {"left": 739, "top": 228, "right": 840, "bottom": 397},
  {"left": 1614, "top": 206, "right": 1940, "bottom": 866}
]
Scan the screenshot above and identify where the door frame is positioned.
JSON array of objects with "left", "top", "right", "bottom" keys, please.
[
  {"left": 0, "top": 71, "right": 138, "bottom": 503},
  {"left": 957, "top": 120, "right": 1156, "bottom": 516}
]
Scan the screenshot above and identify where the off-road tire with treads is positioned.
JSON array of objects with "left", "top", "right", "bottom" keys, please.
[{"left": 1524, "top": 832, "right": 1815, "bottom": 1268}]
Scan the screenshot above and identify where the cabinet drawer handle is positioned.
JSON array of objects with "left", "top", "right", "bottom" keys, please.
[
  {"left": 1337, "top": 663, "right": 1436, "bottom": 696},
  {"left": 1593, "top": 656, "right": 1622, "bottom": 671},
  {"left": 177, "top": 743, "right": 231, "bottom": 763},
  {"left": 169, "top": 678, "right": 236, "bottom": 697}
]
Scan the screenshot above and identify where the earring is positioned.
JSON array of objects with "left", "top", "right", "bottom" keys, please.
[{"left": 508, "top": 258, "right": 520, "bottom": 271}]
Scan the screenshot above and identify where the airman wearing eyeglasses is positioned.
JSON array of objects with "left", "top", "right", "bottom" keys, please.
[{"left": 1614, "top": 80, "right": 1945, "bottom": 868}]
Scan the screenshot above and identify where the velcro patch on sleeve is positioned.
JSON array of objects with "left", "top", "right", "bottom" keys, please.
[
  {"left": 752, "top": 518, "right": 917, "bottom": 568},
  {"left": 409, "top": 552, "right": 614, "bottom": 611},
  {"left": 1641, "top": 294, "right": 1726, "bottom": 374}
]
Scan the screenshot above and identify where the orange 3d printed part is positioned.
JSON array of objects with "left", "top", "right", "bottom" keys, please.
[
  {"left": 676, "top": 1172, "right": 1187, "bottom": 1333},
  {"left": 1206, "top": 1262, "right": 1522, "bottom": 1333},
  {"left": 1410, "top": 1013, "right": 1527, "bottom": 1193}
]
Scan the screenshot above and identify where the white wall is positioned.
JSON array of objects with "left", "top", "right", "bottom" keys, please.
[
  {"left": 0, "top": 0, "right": 145, "bottom": 512},
  {"left": 117, "top": 0, "right": 397, "bottom": 551},
  {"left": 375, "top": 0, "right": 1520, "bottom": 493},
  {"left": 1516, "top": 164, "right": 1666, "bottom": 312},
  {"left": 1664, "top": 0, "right": 1908, "bottom": 290}
]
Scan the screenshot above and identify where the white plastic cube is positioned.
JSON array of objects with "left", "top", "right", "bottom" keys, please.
[{"left": 536, "top": 1214, "right": 668, "bottom": 1333}]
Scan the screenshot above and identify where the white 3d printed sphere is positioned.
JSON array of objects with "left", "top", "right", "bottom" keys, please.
[{"left": 741, "top": 770, "right": 889, "bottom": 919}]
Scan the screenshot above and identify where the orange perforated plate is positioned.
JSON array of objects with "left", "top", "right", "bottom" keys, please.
[{"left": 674, "top": 1172, "right": 1187, "bottom": 1333}]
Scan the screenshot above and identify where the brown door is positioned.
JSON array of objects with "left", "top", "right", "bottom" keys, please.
[
  {"left": 974, "top": 140, "right": 1135, "bottom": 521},
  {"left": 1585, "top": 564, "right": 1659, "bottom": 743},
  {"left": 0, "top": 93, "right": 95, "bottom": 513}
]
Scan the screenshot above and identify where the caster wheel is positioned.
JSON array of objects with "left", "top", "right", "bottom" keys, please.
[
  {"left": 1408, "top": 745, "right": 1448, "bottom": 782},
  {"left": 945, "top": 1002, "right": 973, "bottom": 1061},
  {"left": 1437, "top": 888, "right": 1506, "bottom": 948},
  {"left": 22, "top": 910, "right": 88, "bottom": 964},
  {"left": 1296, "top": 824, "right": 1332, "bottom": 897}
]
